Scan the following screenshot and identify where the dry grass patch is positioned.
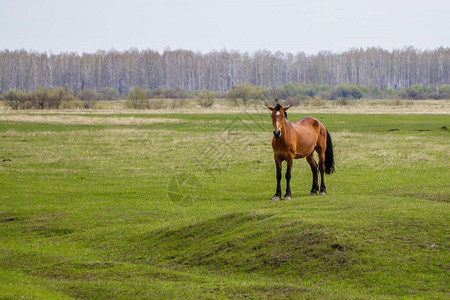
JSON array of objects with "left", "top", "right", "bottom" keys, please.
[
  {"left": 333, "top": 132, "right": 449, "bottom": 170},
  {"left": 0, "top": 114, "right": 180, "bottom": 125},
  {"left": 2, "top": 99, "right": 449, "bottom": 115},
  {"left": 286, "top": 100, "right": 450, "bottom": 115}
]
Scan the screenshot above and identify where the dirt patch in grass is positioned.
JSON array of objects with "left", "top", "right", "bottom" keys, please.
[{"left": 0, "top": 216, "right": 20, "bottom": 222}]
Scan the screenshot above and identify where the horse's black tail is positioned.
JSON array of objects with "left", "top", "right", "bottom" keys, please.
[{"left": 325, "top": 130, "right": 335, "bottom": 174}]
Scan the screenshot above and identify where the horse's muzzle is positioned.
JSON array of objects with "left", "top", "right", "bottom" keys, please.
[{"left": 273, "top": 130, "right": 281, "bottom": 138}]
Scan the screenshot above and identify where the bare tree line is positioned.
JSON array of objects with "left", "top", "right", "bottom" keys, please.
[{"left": 0, "top": 46, "right": 448, "bottom": 94}]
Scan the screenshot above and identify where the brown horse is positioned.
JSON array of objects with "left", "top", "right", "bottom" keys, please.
[{"left": 267, "top": 104, "right": 334, "bottom": 200}]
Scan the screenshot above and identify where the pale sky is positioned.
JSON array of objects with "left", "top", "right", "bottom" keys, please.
[{"left": 1, "top": 0, "right": 449, "bottom": 54}]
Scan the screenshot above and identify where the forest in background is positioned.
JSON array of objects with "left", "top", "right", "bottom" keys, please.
[{"left": 0, "top": 47, "right": 449, "bottom": 94}]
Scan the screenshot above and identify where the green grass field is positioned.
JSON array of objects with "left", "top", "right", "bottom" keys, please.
[{"left": 0, "top": 110, "right": 449, "bottom": 299}]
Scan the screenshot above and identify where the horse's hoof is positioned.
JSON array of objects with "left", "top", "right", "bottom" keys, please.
[
  {"left": 272, "top": 196, "right": 281, "bottom": 201},
  {"left": 283, "top": 195, "right": 292, "bottom": 200},
  {"left": 308, "top": 192, "right": 317, "bottom": 196},
  {"left": 319, "top": 191, "right": 327, "bottom": 196}
]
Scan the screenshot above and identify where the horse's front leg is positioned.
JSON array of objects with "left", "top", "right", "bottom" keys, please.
[
  {"left": 272, "top": 158, "right": 282, "bottom": 201},
  {"left": 284, "top": 157, "right": 293, "bottom": 200}
]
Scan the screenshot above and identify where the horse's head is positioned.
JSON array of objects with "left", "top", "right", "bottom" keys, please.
[{"left": 266, "top": 104, "right": 290, "bottom": 138}]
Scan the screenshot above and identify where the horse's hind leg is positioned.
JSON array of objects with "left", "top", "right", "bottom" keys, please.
[
  {"left": 306, "top": 153, "right": 319, "bottom": 195},
  {"left": 317, "top": 150, "right": 327, "bottom": 195}
]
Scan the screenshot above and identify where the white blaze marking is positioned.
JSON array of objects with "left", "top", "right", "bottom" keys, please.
[{"left": 276, "top": 111, "right": 280, "bottom": 115}]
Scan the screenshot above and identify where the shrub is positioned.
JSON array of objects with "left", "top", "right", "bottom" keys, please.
[
  {"left": 285, "top": 95, "right": 311, "bottom": 107},
  {"left": 126, "top": 86, "right": 148, "bottom": 109},
  {"left": 278, "top": 83, "right": 319, "bottom": 99},
  {"left": 76, "top": 89, "right": 98, "bottom": 101},
  {"left": 331, "top": 84, "right": 368, "bottom": 100},
  {"left": 3, "top": 87, "right": 77, "bottom": 110},
  {"left": 437, "top": 85, "right": 450, "bottom": 99},
  {"left": 53, "top": 87, "right": 77, "bottom": 108},
  {"left": 197, "top": 90, "right": 217, "bottom": 108},
  {"left": 334, "top": 98, "right": 349, "bottom": 106},
  {"left": 171, "top": 99, "right": 185, "bottom": 109},
  {"left": 76, "top": 89, "right": 99, "bottom": 108},
  {"left": 309, "top": 96, "right": 326, "bottom": 107},
  {"left": 168, "top": 88, "right": 191, "bottom": 99},
  {"left": 317, "top": 90, "right": 332, "bottom": 100},
  {"left": 145, "top": 88, "right": 193, "bottom": 99},
  {"left": 98, "top": 87, "right": 121, "bottom": 100},
  {"left": 2, "top": 90, "right": 26, "bottom": 110},
  {"left": 399, "top": 84, "right": 428, "bottom": 100},
  {"left": 429, "top": 85, "right": 450, "bottom": 99},
  {"left": 285, "top": 96, "right": 300, "bottom": 107},
  {"left": 226, "top": 82, "right": 264, "bottom": 107}
]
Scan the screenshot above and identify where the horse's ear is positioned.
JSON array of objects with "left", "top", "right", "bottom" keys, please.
[
  {"left": 266, "top": 105, "right": 275, "bottom": 111},
  {"left": 282, "top": 105, "right": 291, "bottom": 111}
]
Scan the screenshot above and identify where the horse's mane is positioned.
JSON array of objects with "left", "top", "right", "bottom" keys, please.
[{"left": 275, "top": 103, "right": 287, "bottom": 120}]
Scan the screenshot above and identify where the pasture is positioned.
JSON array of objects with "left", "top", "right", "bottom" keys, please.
[{"left": 0, "top": 108, "right": 449, "bottom": 298}]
